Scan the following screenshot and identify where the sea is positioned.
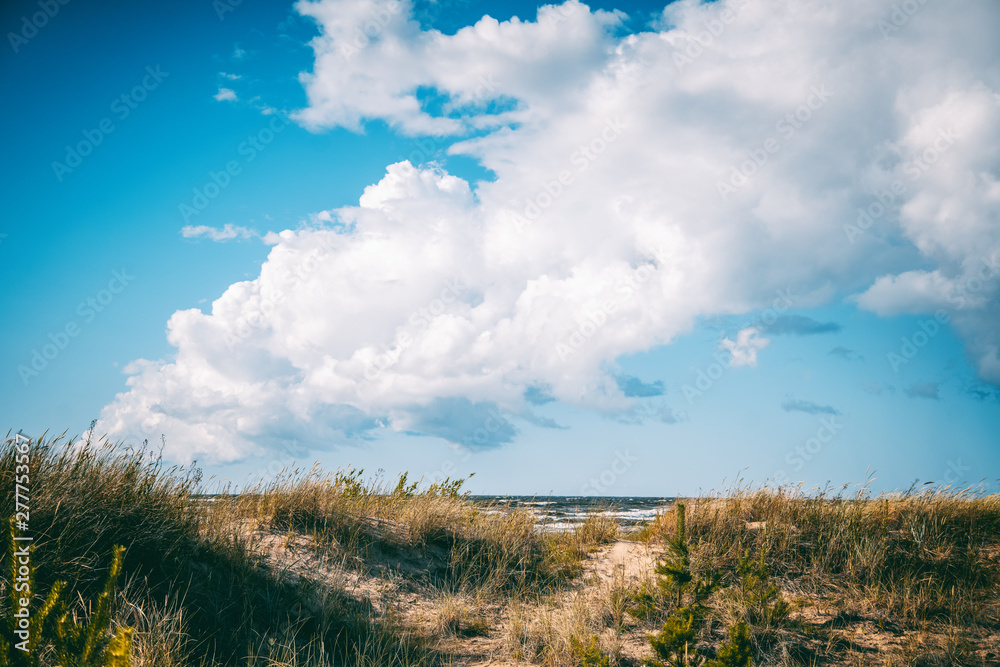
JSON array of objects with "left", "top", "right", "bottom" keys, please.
[
  {"left": 469, "top": 495, "right": 677, "bottom": 532},
  {"left": 195, "top": 494, "right": 677, "bottom": 532}
]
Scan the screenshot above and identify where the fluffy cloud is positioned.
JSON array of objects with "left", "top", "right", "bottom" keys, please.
[
  {"left": 181, "top": 224, "right": 256, "bottom": 241},
  {"left": 214, "top": 88, "right": 238, "bottom": 102},
  {"left": 720, "top": 327, "right": 770, "bottom": 368},
  {"left": 293, "top": 0, "right": 620, "bottom": 135},
  {"left": 100, "top": 0, "right": 1000, "bottom": 462}
]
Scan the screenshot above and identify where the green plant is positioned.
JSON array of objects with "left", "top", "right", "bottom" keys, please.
[
  {"left": 427, "top": 473, "right": 474, "bottom": 500},
  {"left": 53, "top": 544, "right": 134, "bottom": 667},
  {"left": 657, "top": 503, "right": 693, "bottom": 607},
  {"left": 333, "top": 468, "right": 366, "bottom": 498},
  {"left": 629, "top": 581, "right": 664, "bottom": 621},
  {"left": 569, "top": 634, "right": 610, "bottom": 667},
  {"left": 1, "top": 519, "right": 132, "bottom": 667},
  {"left": 391, "top": 472, "right": 418, "bottom": 498},
  {"left": 654, "top": 503, "right": 719, "bottom": 609},
  {"left": 646, "top": 503, "right": 739, "bottom": 667},
  {"left": 1, "top": 520, "right": 65, "bottom": 667},
  {"left": 724, "top": 549, "right": 789, "bottom": 627},
  {"left": 645, "top": 606, "right": 702, "bottom": 667},
  {"left": 704, "top": 622, "right": 753, "bottom": 667}
]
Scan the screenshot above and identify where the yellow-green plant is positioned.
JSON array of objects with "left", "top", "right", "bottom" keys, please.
[
  {"left": 332, "top": 468, "right": 366, "bottom": 498},
  {"left": 1, "top": 520, "right": 65, "bottom": 667},
  {"left": 568, "top": 634, "right": 610, "bottom": 667},
  {"left": 427, "top": 473, "right": 475, "bottom": 500},
  {"left": 390, "top": 472, "right": 418, "bottom": 498},
  {"left": 0, "top": 518, "right": 132, "bottom": 667},
  {"left": 645, "top": 503, "right": 731, "bottom": 667},
  {"left": 645, "top": 606, "right": 702, "bottom": 667},
  {"left": 704, "top": 622, "right": 753, "bottom": 667},
  {"left": 723, "top": 549, "right": 789, "bottom": 627},
  {"left": 654, "top": 503, "right": 719, "bottom": 609},
  {"left": 53, "top": 544, "right": 133, "bottom": 667}
]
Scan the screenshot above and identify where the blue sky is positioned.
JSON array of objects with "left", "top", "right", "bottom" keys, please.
[{"left": 2, "top": 0, "right": 998, "bottom": 495}]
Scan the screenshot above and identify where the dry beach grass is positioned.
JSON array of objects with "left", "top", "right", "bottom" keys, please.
[{"left": 1, "top": 433, "right": 998, "bottom": 666}]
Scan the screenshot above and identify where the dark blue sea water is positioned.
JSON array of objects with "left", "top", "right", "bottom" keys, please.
[
  {"left": 197, "top": 494, "right": 677, "bottom": 531},
  {"left": 470, "top": 495, "right": 676, "bottom": 531}
]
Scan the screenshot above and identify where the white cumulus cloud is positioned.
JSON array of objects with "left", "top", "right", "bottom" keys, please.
[
  {"left": 100, "top": 0, "right": 1000, "bottom": 463},
  {"left": 721, "top": 327, "right": 770, "bottom": 368},
  {"left": 214, "top": 88, "right": 238, "bottom": 102},
  {"left": 181, "top": 224, "right": 257, "bottom": 241}
]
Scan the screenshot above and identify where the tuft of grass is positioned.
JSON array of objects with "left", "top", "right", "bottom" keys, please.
[{"left": 433, "top": 594, "right": 490, "bottom": 638}]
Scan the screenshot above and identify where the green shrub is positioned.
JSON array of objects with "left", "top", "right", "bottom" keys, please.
[
  {"left": 723, "top": 549, "right": 789, "bottom": 628},
  {"left": 1, "top": 522, "right": 65, "bottom": 667},
  {"left": 52, "top": 544, "right": 133, "bottom": 667},
  {"left": 704, "top": 622, "right": 753, "bottom": 667},
  {"left": 653, "top": 503, "right": 719, "bottom": 609},
  {"left": 645, "top": 606, "right": 702, "bottom": 667},
  {"left": 646, "top": 505, "right": 764, "bottom": 667},
  {"left": 568, "top": 634, "right": 610, "bottom": 667},
  {"left": 629, "top": 581, "right": 664, "bottom": 622},
  {"left": 1, "top": 519, "right": 132, "bottom": 667}
]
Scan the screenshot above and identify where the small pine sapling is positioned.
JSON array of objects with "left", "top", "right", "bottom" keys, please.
[
  {"left": 645, "top": 606, "right": 702, "bottom": 667},
  {"left": 726, "top": 549, "right": 789, "bottom": 627},
  {"left": 1, "top": 520, "right": 65, "bottom": 667},
  {"left": 645, "top": 503, "right": 722, "bottom": 667},
  {"left": 568, "top": 635, "right": 611, "bottom": 667},
  {"left": 704, "top": 621, "right": 753, "bottom": 667},
  {"left": 654, "top": 503, "right": 720, "bottom": 609},
  {"left": 656, "top": 502, "right": 693, "bottom": 608}
]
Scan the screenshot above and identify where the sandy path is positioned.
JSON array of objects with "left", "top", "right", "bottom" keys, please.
[{"left": 583, "top": 539, "right": 660, "bottom": 584}]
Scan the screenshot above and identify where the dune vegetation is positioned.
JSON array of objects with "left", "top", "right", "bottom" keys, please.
[{"left": 1, "top": 433, "right": 998, "bottom": 666}]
